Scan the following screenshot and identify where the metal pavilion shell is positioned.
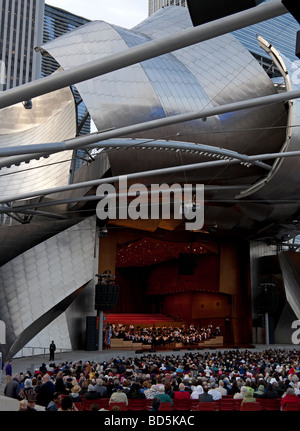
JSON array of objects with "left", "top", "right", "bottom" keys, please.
[
  {"left": 0, "top": 84, "right": 76, "bottom": 200},
  {"left": 38, "top": 6, "right": 287, "bottom": 184}
]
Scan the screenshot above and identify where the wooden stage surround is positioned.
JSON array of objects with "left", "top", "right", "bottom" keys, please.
[{"left": 110, "top": 335, "right": 224, "bottom": 351}]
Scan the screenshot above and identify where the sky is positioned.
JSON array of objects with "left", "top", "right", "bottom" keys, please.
[{"left": 45, "top": 0, "right": 149, "bottom": 28}]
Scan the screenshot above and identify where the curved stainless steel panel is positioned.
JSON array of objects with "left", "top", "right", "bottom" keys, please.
[
  {"left": 241, "top": 52, "right": 300, "bottom": 204},
  {"left": 0, "top": 217, "right": 96, "bottom": 359},
  {"left": 0, "top": 84, "right": 76, "bottom": 199},
  {"left": 39, "top": 7, "right": 287, "bottom": 162}
]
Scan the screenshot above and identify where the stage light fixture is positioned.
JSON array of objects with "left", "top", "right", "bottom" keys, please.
[{"left": 22, "top": 99, "right": 32, "bottom": 109}]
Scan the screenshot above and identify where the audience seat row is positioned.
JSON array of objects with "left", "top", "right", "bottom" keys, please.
[{"left": 69, "top": 396, "right": 300, "bottom": 411}]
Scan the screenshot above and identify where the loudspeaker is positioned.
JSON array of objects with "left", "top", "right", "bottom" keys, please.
[
  {"left": 281, "top": 0, "right": 300, "bottom": 24},
  {"left": 256, "top": 284, "right": 280, "bottom": 314},
  {"left": 178, "top": 253, "right": 197, "bottom": 275},
  {"left": 187, "top": 0, "right": 263, "bottom": 27},
  {"left": 86, "top": 316, "right": 98, "bottom": 351},
  {"left": 296, "top": 31, "right": 300, "bottom": 59},
  {"left": 95, "top": 283, "right": 120, "bottom": 311},
  {"left": 135, "top": 350, "right": 144, "bottom": 354}
]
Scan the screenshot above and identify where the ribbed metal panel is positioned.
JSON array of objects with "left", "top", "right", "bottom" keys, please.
[
  {"left": 39, "top": 6, "right": 286, "bottom": 161},
  {"left": 0, "top": 216, "right": 96, "bottom": 359},
  {"left": 0, "top": 83, "right": 76, "bottom": 200}
]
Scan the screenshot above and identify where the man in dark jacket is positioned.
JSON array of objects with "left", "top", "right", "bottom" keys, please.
[
  {"left": 4, "top": 373, "right": 21, "bottom": 399},
  {"left": 49, "top": 341, "right": 56, "bottom": 361},
  {"left": 36, "top": 373, "right": 55, "bottom": 407},
  {"left": 84, "top": 384, "right": 100, "bottom": 400},
  {"left": 198, "top": 386, "right": 214, "bottom": 402}
]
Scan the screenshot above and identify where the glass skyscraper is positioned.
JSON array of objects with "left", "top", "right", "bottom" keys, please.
[
  {"left": 0, "top": 0, "right": 44, "bottom": 91},
  {"left": 0, "top": 1, "right": 92, "bottom": 170},
  {"left": 42, "top": 4, "right": 91, "bottom": 142}
]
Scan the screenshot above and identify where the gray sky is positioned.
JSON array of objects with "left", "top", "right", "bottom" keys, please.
[{"left": 45, "top": 0, "right": 149, "bottom": 28}]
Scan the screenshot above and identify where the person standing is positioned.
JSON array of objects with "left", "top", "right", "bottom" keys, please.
[
  {"left": 49, "top": 341, "right": 56, "bottom": 361},
  {"left": 5, "top": 360, "right": 12, "bottom": 377}
]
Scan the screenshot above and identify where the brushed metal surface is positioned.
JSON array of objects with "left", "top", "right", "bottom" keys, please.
[
  {"left": 0, "top": 82, "right": 76, "bottom": 200},
  {"left": 0, "top": 217, "right": 96, "bottom": 359},
  {"left": 40, "top": 6, "right": 287, "bottom": 163}
]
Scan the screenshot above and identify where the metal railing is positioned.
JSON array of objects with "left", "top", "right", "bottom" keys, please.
[{"left": 13, "top": 346, "right": 72, "bottom": 360}]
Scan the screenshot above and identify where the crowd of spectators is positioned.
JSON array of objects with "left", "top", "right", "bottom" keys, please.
[
  {"left": 110, "top": 323, "right": 221, "bottom": 347},
  {"left": 3, "top": 348, "right": 300, "bottom": 411}
]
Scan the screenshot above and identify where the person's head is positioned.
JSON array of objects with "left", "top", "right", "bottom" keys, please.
[
  {"left": 72, "top": 385, "right": 81, "bottom": 394},
  {"left": 111, "top": 405, "right": 121, "bottom": 411},
  {"left": 90, "top": 403, "right": 100, "bottom": 411},
  {"left": 158, "top": 386, "right": 165, "bottom": 393},
  {"left": 122, "top": 379, "right": 130, "bottom": 388},
  {"left": 60, "top": 396, "right": 73, "bottom": 411},
  {"left": 42, "top": 374, "right": 50, "bottom": 383},
  {"left": 164, "top": 381, "right": 172, "bottom": 391},
  {"left": 152, "top": 397, "right": 161, "bottom": 411},
  {"left": 179, "top": 383, "right": 185, "bottom": 391},
  {"left": 53, "top": 392, "right": 62, "bottom": 404},
  {"left": 24, "top": 378, "right": 32, "bottom": 388},
  {"left": 13, "top": 372, "right": 20, "bottom": 381},
  {"left": 244, "top": 390, "right": 253, "bottom": 399},
  {"left": 19, "top": 400, "right": 28, "bottom": 411},
  {"left": 27, "top": 396, "right": 36, "bottom": 410}
]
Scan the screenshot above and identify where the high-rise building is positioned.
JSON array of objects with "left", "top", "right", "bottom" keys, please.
[
  {"left": 42, "top": 4, "right": 90, "bottom": 78},
  {"left": 149, "top": 0, "right": 187, "bottom": 16},
  {"left": 0, "top": 1, "right": 92, "bottom": 170},
  {"left": 41, "top": 4, "right": 91, "bottom": 144},
  {"left": 0, "top": 0, "right": 45, "bottom": 91}
]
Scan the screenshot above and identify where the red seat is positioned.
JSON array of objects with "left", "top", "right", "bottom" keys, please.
[
  {"left": 158, "top": 402, "right": 173, "bottom": 411},
  {"left": 219, "top": 399, "right": 236, "bottom": 411},
  {"left": 261, "top": 398, "right": 281, "bottom": 411},
  {"left": 172, "top": 399, "right": 191, "bottom": 410},
  {"left": 197, "top": 402, "right": 218, "bottom": 411},
  {"left": 234, "top": 399, "right": 243, "bottom": 409},
  {"left": 240, "top": 402, "right": 261, "bottom": 411},
  {"left": 284, "top": 402, "right": 300, "bottom": 411},
  {"left": 109, "top": 402, "right": 128, "bottom": 411},
  {"left": 74, "top": 401, "right": 84, "bottom": 411},
  {"left": 82, "top": 399, "right": 101, "bottom": 411},
  {"left": 128, "top": 399, "right": 147, "bottom": 410},
  {"left": 190, "top": 399, "right": 200, "bottom": 410}
]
